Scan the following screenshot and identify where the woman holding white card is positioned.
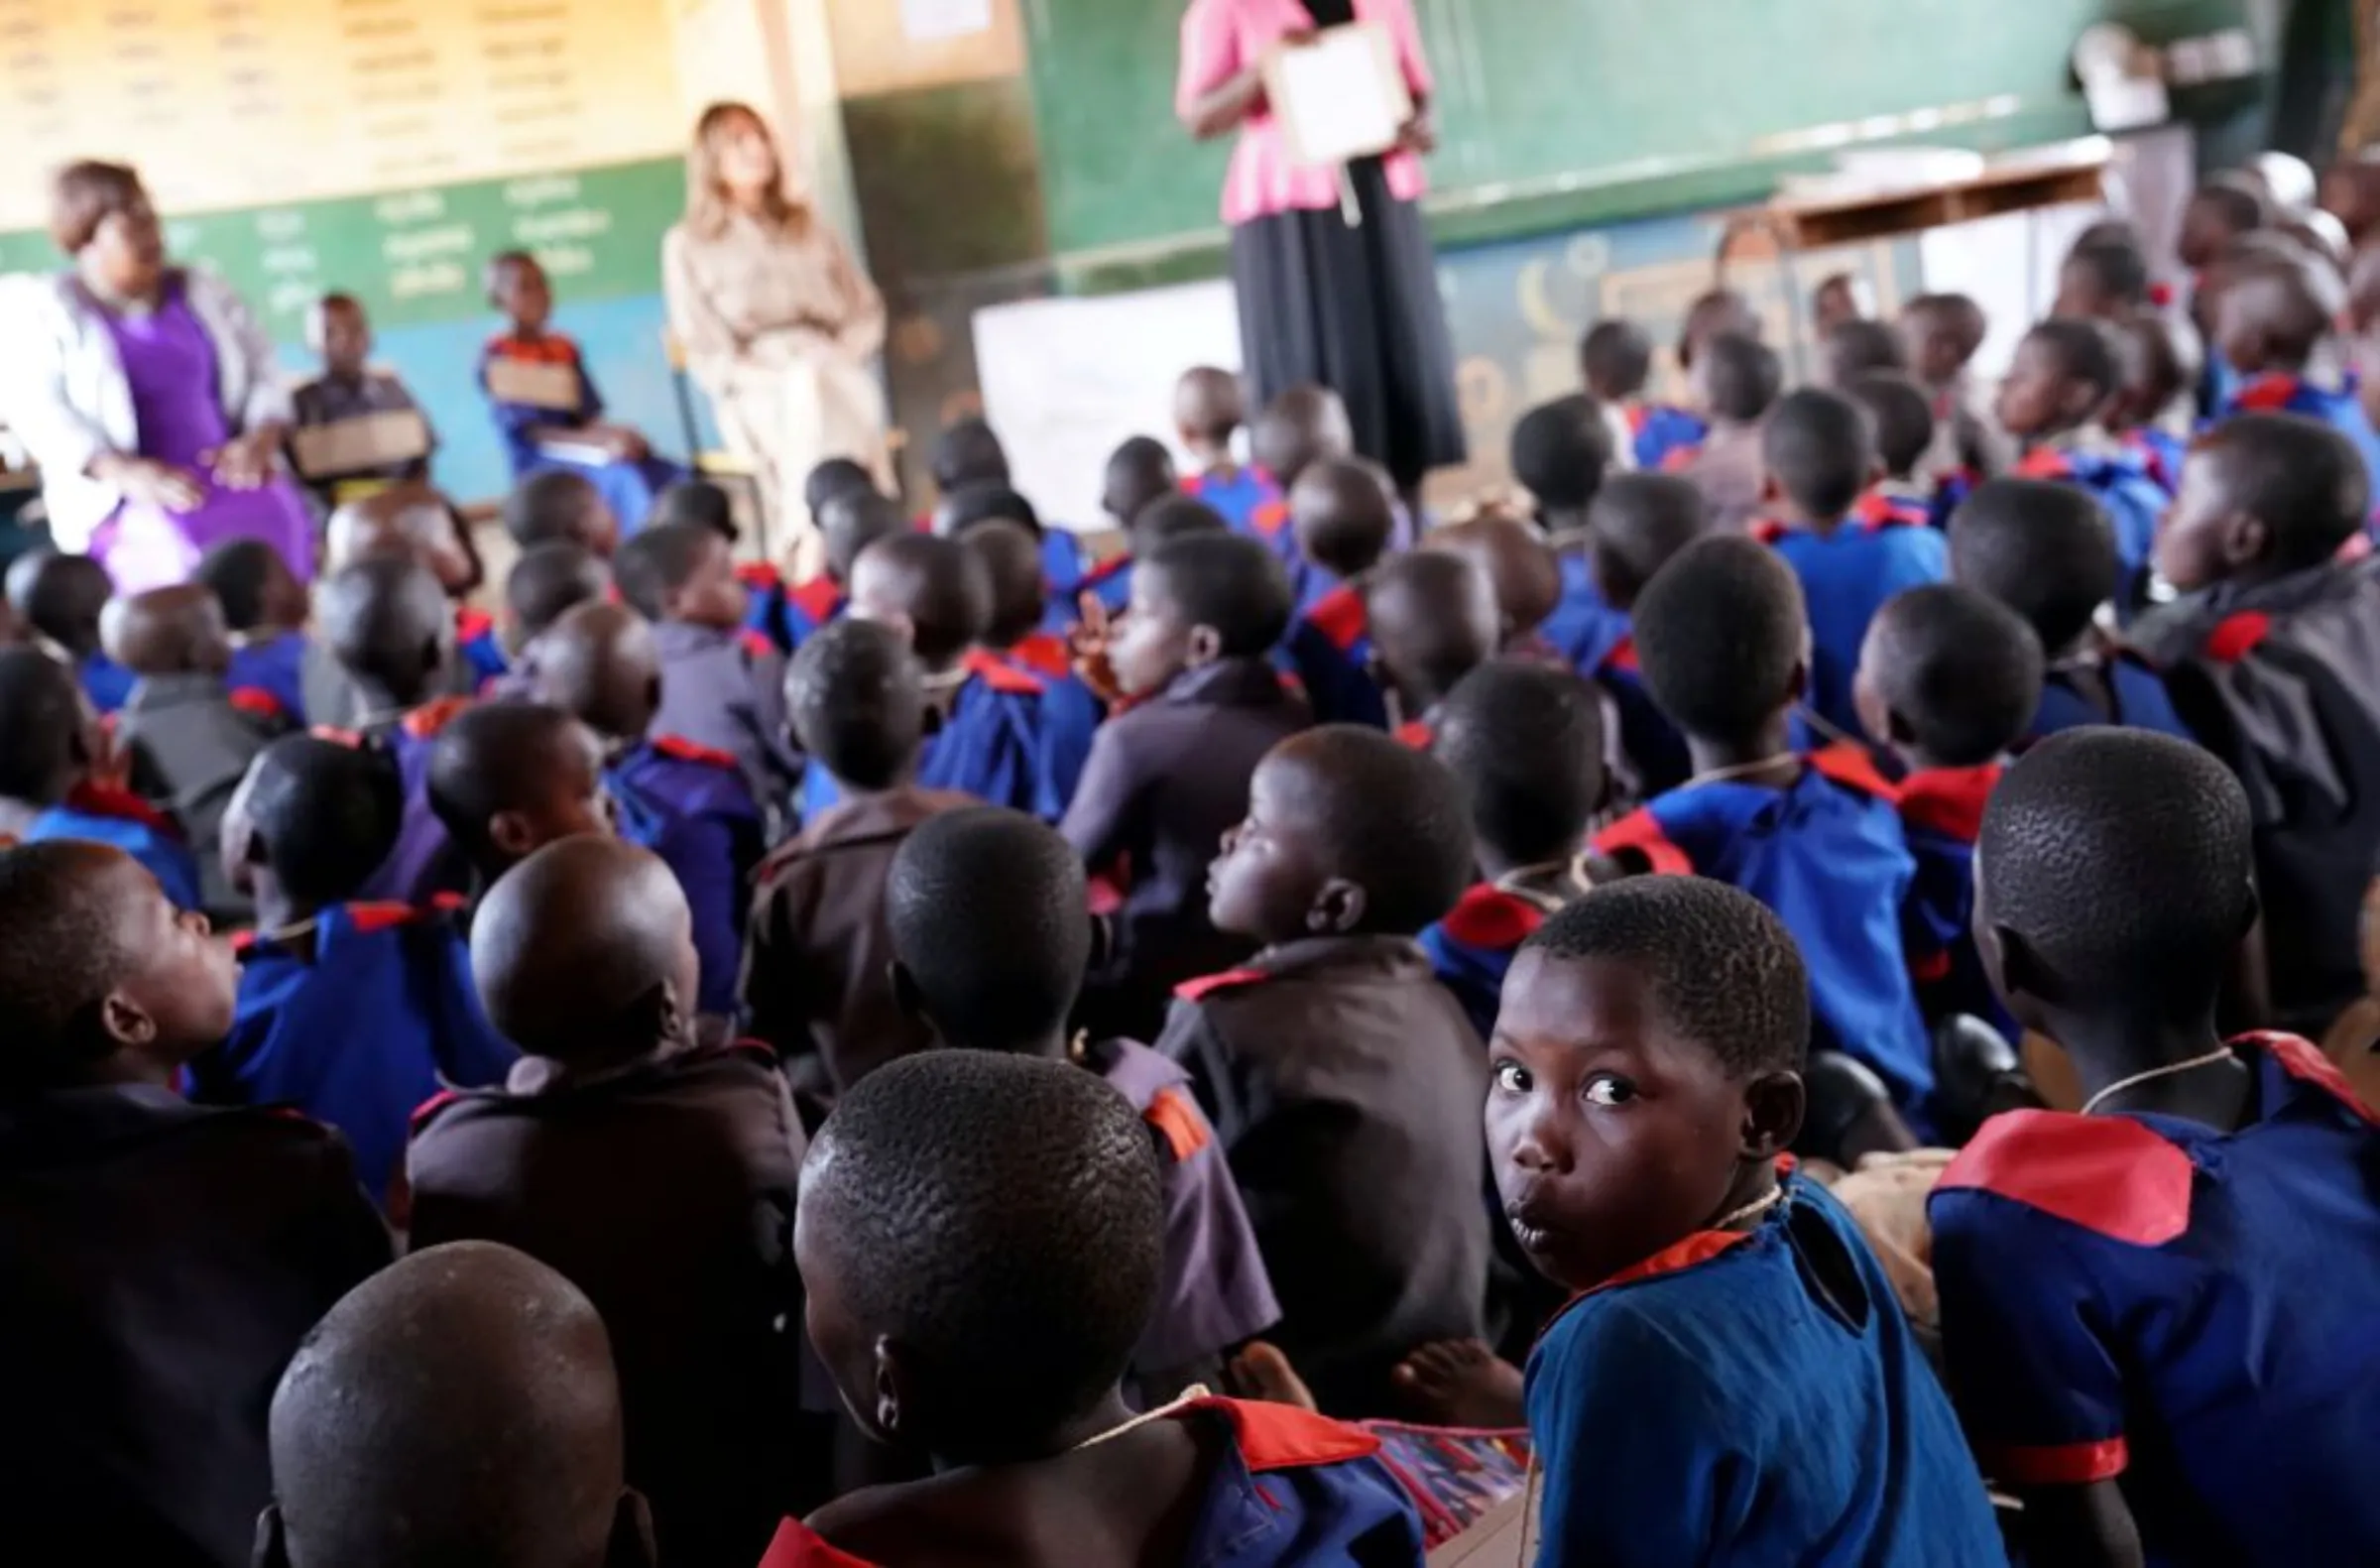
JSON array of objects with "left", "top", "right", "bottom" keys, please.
[{"left": 1178, "top": 0, "right": 1466, "bottom": 507}]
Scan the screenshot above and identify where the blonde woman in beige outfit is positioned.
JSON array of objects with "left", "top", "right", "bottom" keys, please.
[{"left": 662, "top": 102, "right": 889, "bottom": 562}]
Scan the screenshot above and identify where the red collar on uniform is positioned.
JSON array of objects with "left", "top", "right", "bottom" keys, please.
[
  {"left": 454, "top": 605, "right": 494, "bottom": 644},
  {"left": 1440, "top": 883, "right": 1550, "bottom": 950},
  {"left": 959, "top": 648, "right": 1045, "bottom": 696},
  {"left": 1006, "top": 632, "right": 1074, "bottom": 679},
  {"left": 2015, "top": 444, "right": 2080, "bottom": 481},
  {"left": 1175, "top": 966, "right": 1268, "bottom": 1003},
  {"left": 1941, "top": 1109, "right": 2195, "bottom": 1246},
  {"left": 402, "top": 696, "right": 474, "bottom": 740},
  {"left": 2249, "top": 1029, "right": 2380, "bottom": 1126},
  {"left": 1305, "top": 583, "right": 1368, "bottom": 653},
  {"left": 1192, "top": 1396, "right": 1380, "bottom": 1472},
  {"left": 2232, "top": 373, "right": 2305, "bottom": 413},
  {"left": 1251, "top": 498, "right": 1291, "bottom": 541},
  {"left": 343, "top": 901, "right": 426, "bottom": 935},
  {"left": 1806, "top": 742, "right": 1899, "bottom": 801},
  {"left": 737, "top": 560, "right": 786, "bottom": 591},
  {"left": 487, "top": 331, "right": 578, "bottom": 365},
  {"left": 227, "top": 686, "right": 285, "bottom": 722},
  {"left": 1602, "top": 634, "right": 1640, "bottom": 674},
  {"left": 2202, "top": 610, "right": 2271, "bottom": 663},
  {"left": 788, "top": 574, "right": 842, "bottom": 623},
  {"left": 63, "top": 780, "right": 179, "bottom": 836},
  {"left": 1897, "top": 763, "right": 2001, "bottom": 844},
  {"left": 739, "top": 628, "right": 777, "bottom": 659},
  {"left": 651, "top": 733, "right": 740, "bottom": 771},
  {"left": 1080, "top": 553, "right": 1131, "bottom": 589},
  {"left": 1852, "top": 489, "right": 1924, "bottom": 531},
  {"left": 1624, "top": 402, "right": 1651, "bottom": 435},
  {"left": 1749, "top": 518, "right": 1791, "bottom": 545},
  {"left": 1393, "top": 717, "right": 1433, "bottom": 751}
]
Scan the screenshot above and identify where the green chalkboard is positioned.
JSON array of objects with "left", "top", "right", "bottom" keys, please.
[
  {"left": 1023, "top": 0, "right": 2247, "bottom": 267},
  {"left": 0, "top": 156, "right": 684, "bottom": 343}
]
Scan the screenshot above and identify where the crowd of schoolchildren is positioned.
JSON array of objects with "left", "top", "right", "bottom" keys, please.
[{"left": 7, "top": 148, "right": 2380, "bottom": 1568}]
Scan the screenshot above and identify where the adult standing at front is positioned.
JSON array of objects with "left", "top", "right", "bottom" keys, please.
[
  {"left": 662, "top": 102, "right": 890, "bottom": 561},
  {"left": 0, "top": 162, "right": 315, "bottom": 592},
  {"left": 1178, "top": 0, "right": 1467, "bottom": 507}
]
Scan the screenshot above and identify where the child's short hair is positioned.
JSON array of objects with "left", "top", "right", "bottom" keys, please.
[
  {"left": 1289, "top": 456, "right": 1395, "bottom": 579},
  {"left": 2021, "top": 318, "right": 2122, "bottom": 406},
  {"left": 1701, "top": 332, "right": 1783, "bottom": 422},
  {"left": 2063, "top": 236, "right": 2153, "bottom": 311},
  {"left": 482, "top": 248, "right": 538, "bottom": 302},
  {"left": 1580, "top": 318, "right": 1652, "bottom": 401},
  {"left": 1509, "top": 395, "right": 1613, "bottom": 516},
  {"left": 930, "top": 418, "right": 1010, "bottom": 492},
  {"left": 536, "top": 602, "right": 660, "bottom": 743},
  {"left": 240, "top": 735, "right": 406, "bottom": 907},
  {"left": 1436, "top": 662, "right": 1606, "bottom": 868},
  {"left": 1633, "top": 535, "right": 1806, "bottom": 739},
  {"left": 1844, "top": 373, "right": 1936, "bottom": 479},
  {"left": 788, "top": 618, "right": 925, "bottom": 792},
  {"left": 505, "top": 543, "right": 611, "bottom": 644},
  {"left": 2194, "top": 174, "right": 2273, "bottom": 237},
  {"left": 1523, "top": 878, "right": 1810, "bottom": 1079},
  {"left": 1902, "top": 293, "right": 1987, "bottom": 359},
  {"left": 889, "top": 806, "right": 1090, "bottom": 1047},
  {"left": 193, "top": 539, "right": 296, "bottom": 634},
  {"left": 502, "top": 470, "right": 606, "bottom": 549},
  {"left": 1127, "top": 494, "right": 1230, "bottom": 557},
  {"left": 317, "top": 559, "right": 449, "bottom": 694},
  {"left": 1272, "top": 726, "right": 1473, "bottom": 933},
  {"left": 2112, "top": 312, "right": 2192, "bottom": 414},
  {"left": 1587, "top": 472, "right": 1711, "bottom": 607},
  {"left": 1102, "top": 436, "right": 1178, "bottom": 526},
  {"left": 649, "top": 478, "right": 736, "bottom": 542},
  {"left": 6, "top": 549, "right": 110, "bottom": 658},
  {"left": 959, "top": 520, "right": 1045, "bottom": 647},
  {"left": 2217, "top": 255, "right": 2342, "bottom": 367},
  {"left": 2200, "top": 413, "right": 2370, "bottom": 566},
  {"left": 1864, "top": 585, "right": 2044, "bottom": 767},
  {"left": 1142, "top": 531, "right": 1293, "bottom": 656},
  {"left": 1823, "top": 319, "right": 1909, "bottom": 387},
  {"left": 0, "top": 647, "right": 81, "bottom": 804},
  {"left": 268, "top": 1242, "right": 625, "bottom": 1568},
  {"left": 1679, "top": 289, "right": 1760, "bottom": 369},
  {"left": 1763, "top": 388, "right": 1875, "bottom": 520},
  {"left": 818, "top": 488, "right": 908, "bottom": 584},
  {"left": 1978, "top": 728, "right": 2255, "bottom": 997},
  {"left": 851, "top": 533, "right": 988, "bottom": 666},
  {"left": 799, "top": 1050, "right": 1163, "bottom": 1461},
  {"left": 425, "top": 702, "right": 592, "bottom": 867},
  {"left": 0, "top": 841, "right": 156, "bottom": 1091},
  {"left": 1368, "top": 550, "right": 1497, "bottom": 703},
  {"left": 470, "top": 836, "right": 689, "bottom": 1057},
  {"left": 804, "top": 457, "right": 879, "bottom": 520},
  {"left": 936, "top": 482, "right": 1041, "bottom": 542},
  {"left": 102, "top": 584, "right": 230, "bottom": 677},
  {"left": 1174, "top": 366, "right": 1245, "bottom": 443},
  {"left": 1250, "top": 385, "right": 1351, "bottom": 487},
  {"left": 612, "top": 522, "right": 718, "bottom": 622},
  {"left": 1948, "top": 479, "right": 2118, "bottom": 657}
]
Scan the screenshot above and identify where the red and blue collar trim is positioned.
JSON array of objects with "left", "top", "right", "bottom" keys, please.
[
  {"left": 1440, "top": 883, "right": 1550, "bottom": 950},
  {"left": 1897, "top": 763, "right": 2000, "bottom": 844}
]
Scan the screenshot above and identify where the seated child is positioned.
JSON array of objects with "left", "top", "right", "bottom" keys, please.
[
  {"left": 774, "top": 1050, "right": 1421, "bottom": 1565},
  {"left": 1103, "top": 434, "right": 1180, "bottom": 545},
  {"left": 1901, "top": 292, "right": 2009, "bottom": 485},
  {"left": 501, "top": 468, "right": 622, "bottom": 558},
  {"left": 536, "top": 601, "right": 765, "bottom": 1021},
  {"left": 1248, "top": 383, "right": 1357, "bottom": 558},
  {"left": 1077, "top": 492, "right": 1231, "bottom": 634},
  {"left": 479, "top": 250, "right": 685, "bottom": 530},
  {"left": 102, "top": 583, "right": 284, "bottom": 916},
  {"left": 1491, "top": 880, "right": 2000, "bottom": 1563},
  {"left": 887, "top": 806, "right": 1282, "bottom": 1393},
  {"left": 744, "top": 620, "right": 972, "bottom": 1100},
  {"left": 1418, "top": 660, "right": 1606, "bottom": 1037},
  {"left": 2209, "top": 245, "right": 2380, "bottom": 492},
  {"left": 494, "top": 539, "right": 611, "bottom": 697},
  {"left": 1754, "top": 388, "right": 1950, "bottom": 736},
  {"left": 2143, "top": 413, "right": 2380, "bottom": 1030},
  {"left": 2180, "top": 171, "right": 2272, "bottom": 276},
  {"left": 1425, "top": 511, "right": 1561, "bottom": 657},
  {"left": 1811, "top": 270, "right": 1871, "bottom": 337},
  {"left": 1844, "top": 371, "right": 1939, "bottom": 527},
  {"left": 423, "top": 699, "right": 609, "bottom": 895},
  {"left": 258, "top": 1242, "right": 653, "bottom": 1568},
  {"left": 1583, "top": 472, "right": 1709, "bottom": 797},
  {"left": 1583, "top": 314, "right": 1703, "bottom": 470},
  {"left": 1676, "top": 330, "right": 1783, "bottom": 532},
  {"left": 1366, "top": 548, "right": 1497, "bottom": 746},
  {"left": 197, "top": 538, "right": 311, "bottom": 724},
  {"left": 1281, "top": 455, "right": 1398, "bottom": 727},
  {"left": 2056, "top": 228, "right": 2154, "bottom": 320},
  {"left": 1063, "top": 531, "right": 1306, "bottom": 1038},
  {"left": 931, "top": 417, "right": 1087, "bottom": 598},
  {"left": 805, "top": 456, "right": 879, "bottom": 522},
  {"left": 198, "top": 736, "right": 513, "bottom": 1207},
  {"left": 1821, "top": 318, "right": 1910, "bottom": 389},
  {"left": 800, "top": 485, "right": 908, "bottom": 641},
  {"left": 2105, "top": 310, "right": 2192, "bottom": 494},
  {"left": 1852, "top": 584, "right": 2042, "bottom": 1032},
  {"left": 964, "top": 517, "right": 1073, "bottom": 679},
  {"left": 306, "top": 486, "right": 497, "bottom": 725},
  {"left": 1996, "top": 318, "right": 2183, "bottom": 583},
  {"left": 0, "top": 646, "right": 201, "bottom": 907},
  {"left": 1160, "top": 726, "right": 1488, "bottom": 1415},
  {"left": 1932, "top": 729, "right": 2380, "bottom": 1568},
  {"left": 615, "top": 520, "right": 802, "bottom": 813},
  {"left": 1948, "top": 478, "right": 2191, "bottom": 742},
  {"left": 0, "top": 839, "right": 391, "bottom": 1567},
  {"left": 406, "top": 836, "right": 818, "bottom": 1567},
  {"left": 1595, "top": 536, "right": 1937, "bottom": 1125},
  {"left": 7, "top": 548, "right": 131, "bottom": 712},
  {"left": 1174, "top": 365, "right": 1280, "bottom": 533},
  {"left": 288, "top": 292, "right": 435, "bottom": 501},
  {"left": 1507, "top": 394, "right": 1622, "bottom": 670}
]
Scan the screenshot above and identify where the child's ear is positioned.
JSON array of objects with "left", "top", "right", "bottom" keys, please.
[
  {"left": 99, "top": 987, "right": 157, "bottom": 1051},
  {"left": 1740, "top": 1070, "right": 1806, "bottom": 1158},
  {"left": 1185, "top": 624, "right": 1224, "bottom": 667},
  {"left": 1307, "top": 877, "right": 1368, "bottom": 936},
  {"left": 489, "top": 809, "right": 536, "bottom": 861},
  {"left": 872, "top": 1334, "right": 908, "bottom": 1443},
  {"left": 2219, "top": 510, "right": 2273, "bottom": 570},
  {"left": 1987, "top": 921, "right": 2056, "bottom": 1016},
  {"left": 605, "top": 1491, "right": 658, "bottom": 1568},
  {"left": 251, "top": 1503, "right": 292, "bottom": 1568}
]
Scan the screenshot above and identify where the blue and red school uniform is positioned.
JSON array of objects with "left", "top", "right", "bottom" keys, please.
[
  {"left": 453, "top": 606, "right": 509, "bottom": 693},
  {"left": 2120, "top": 425, "right": 2187, "bottom": 496},
  {"left": 734, "top": 562, "right": 817, "bottom": 656},
  {"left": 1625, "top": 402, "right": 1710, "bottom": 472},
  {"left": 1186, "top": 465, "right": 1285, "bottom": 538},
  {"left": 1280, "top": 582, "right": 1388, "bottom": 730},
  {"left": 197, "top": 900, "right": 514, "bottom": 1209},
  {"left": 478, "top": 329, "right": 687, "bottom": 530},
  {"left": 1419, "top": 883, "right": 1561, "bottom": 1039},
  {"left": 23, "top": 780, "right": 202, "bottom": 909},
  {"left": 756, "top": 1398, "right": 1424, "bottom": 1568},
  {"left": 2027, "top": 648, "right": 2193, "bottom": 748},
  {"left": 1595, "top": 748, "right": 1935, "bottom": 1118},
  {"left": 1929, "top": 464, "right": 1981, "bottom": 533},
  {"left": 605, "top": 735, "right": 767, "bottom": 1018},
  {"left": 1931, "top": 1032, "right": 2380, "bottom": 1566},
  {"left": 2222, "top": 371, "right": 2380, "bottom": 499},
  {"left": 2014, "top": 441, "right": 2173, "bottom": 586},
  {"left": 1755, "top": 514, "right": 1950, "bottom": 740},
  {"left": 226, "top": 630, "right": 309, "bottom": 725},
  {"left": 1528, "top": 1176, "right": 2002, "bottom": 1567},
  {"left": 1069, "top": 552, "right": 1134, "bottom": 625},
  {"left": 1541, "top": 549, "right": 1631, "bottom": 676},
  {"left": 1855, "top": 484, "right": 1934, "bottom": 532},
  {"left": 321, "top": 696, "right": 473, "bottom": 907},
  {"left": 79, "top": 650, "right": 135, "bottom": 716},
  {"left": 800, "top": 652, "right": 1095, "bottom": 823},
  {"left": 1895, "top": 764, "right": 2012, "bottom": 1035}
]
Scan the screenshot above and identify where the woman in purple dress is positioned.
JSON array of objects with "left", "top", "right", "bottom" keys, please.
[{"left": 0, "top": 161, "right": 315, "bottom": 592}]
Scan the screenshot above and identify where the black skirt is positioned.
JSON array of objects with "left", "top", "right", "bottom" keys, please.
[{"left": 1230, "top": 157, "right": 1469, "bottom": 489}]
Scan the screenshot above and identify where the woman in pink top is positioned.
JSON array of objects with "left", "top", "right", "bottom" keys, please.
[{"left": 1178, "top": 0, "right": 1465, "bottom": 507}]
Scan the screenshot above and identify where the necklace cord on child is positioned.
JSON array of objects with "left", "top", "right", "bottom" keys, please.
[{"left": 2079, "top": 1046, "right": 2238, "bottom": 1117}]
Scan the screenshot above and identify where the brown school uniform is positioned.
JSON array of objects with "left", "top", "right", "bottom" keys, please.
[
  {"left": 405, "top": 1039, "right": 819, "bottom": 1568},
  {"left": 1157, "top": 934, "right": 1491, "bottom": 1418},
  {"left": 0, "top": 1086, "right": 391, "bottom": 1568},
  {"left": 741, "top": 786, "right": 974, "bottom": 1101},
  {"left": 116, "top": 670, "right": 284, "bottom": 918},
  {"left": 1060, "top": 657, "right": 1311, "bottom": 1038}
]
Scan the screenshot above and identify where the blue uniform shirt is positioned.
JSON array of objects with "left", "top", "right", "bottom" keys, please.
[
  {"left": 1932, "top": 1032, "right": 2380, "bottom": 1566},
  {"left": 1528, "top": 1177, "right": 2002, "bottom": 1567},
  {"left": 226, "top": 630, "right": 309, "bottom": 725},
  {"left": 1281, "top": 582, "right": 1388, "bottom": 729},
  {"left": 1596, "top": 748, "right": 1934, "bottom": 1116},
  {"left": 454, "top": 607, "right": 509, "bottom": 692},
  {"left": 2121, "top": 425, "right": 2186, "bottom": 496},
  {"left": 80, "top": 651, "right": 135, "bottom": 716},
  {"left": 204, "top": 901, "right": 514, "bottom": 1208},
  {"left": 1419, "top": 884, "right": 1555, "bottom": 1039},
  {"left": 2028, "top": 650, "right": 2193, "bottom": 747},
  {"left": 1626, "top": 402, "right": 1710, "bottom": 471},
  {"left": 1896, "top": 764, "right": 2013, "bottom": 1035},
  {"left": 1595, "top": 635, "right": 1691, "bottom": 800},
  {"left": 1757, "top": 516, "right": 1950, "bottom": 738},
  {"left": 2223, "top": 372, "right": 2380, "bottom": 502},
  {"left": 801, "top": 654, "right": 1087, "bottom": 822},
  {"left": 331, "top": 698, "right": 473, "bottom": 907},
  {"left": 1186, "top": 466, "right": 1285, "bottom": 538},
  {"left": 1542, "top": 551, "right": 1631, "bottom": 675},
  {"left": 25, "top": 782, "right": 202, "bottom": 909},
  {"left": 2015, "top": 440, "right": 2173, "bottom": 584},
  {"left": 478, "top": 329, "right": 686, "bottom": 528},
  {"left": 605, "top": 736, "right": 766, "bottom": 1017}
]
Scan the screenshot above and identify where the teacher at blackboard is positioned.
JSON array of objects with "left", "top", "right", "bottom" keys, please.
[{"left": 1177, "top": 0, "right": 1466, "bottom": 503}]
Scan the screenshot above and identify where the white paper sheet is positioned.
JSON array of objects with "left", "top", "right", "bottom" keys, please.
[{"left": 1270, "top": 25, "right": 1409, "bottom": 169}]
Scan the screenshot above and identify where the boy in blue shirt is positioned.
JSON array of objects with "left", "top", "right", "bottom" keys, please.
[
  {"left": 2211, "top": 249, "right": 2380, "bottom": 494},
  {"left": 1948, "top": 478, "right": 2191, "bottom": 743},
  {"left": 197, "top": 538, "right": 312, "bottom": 724},
  {"left": 7, "top": 549, "right": 132, "bottom": 713},
  {"left": 1852, "top": 584, "right": 2041, "bottom": 1038},
  {"left": 1994, "top": 319, "right": 2173, "bottom": 584},
  {"left": 423, "top": 699, "right": 611, "bottom": 900},
  {"left": 1594, "top": 536, "right": 1936, "bottom": 1130},
  {"left": 1419, "top": 661, "right": 1606, "bottom": 1038},
  {"left": 772, "top": 1050, "right": 1424, "bottom": 1568},
  {"left": 930, "top": 417, "right": 1089, "bottom": 601},
  {"left": 1583, "top": 472, "right": 1709, "bottom": 797},
  {"left": 1582, "top": 315, "right": 1705, "bottom": 471},
  {"left": 1843, "top": 372, "right": 1938, "bottom": 528},
  {"left": 1753, "top": 388, "right": 1949, "bottom": 737},
  {"left": 1507, "top": 395, "right": 1623, "bottom": 673},
  {"left": 1933, "top": 728, "right": 2380, "bottom": 1568},
  {"left": 1280, "top": 456, "right": 1397, "bottom": 728},
  {"left": 1489, "top": 879, "right": 2001, "bottom": 1566},
  {"left": 199, "top": 735, "right": 513, "bottom": 1208},
  {"left": 534, "top": 601, "right": 764, "bottom": 1023},
  {"left": 1175, "top": 366, "right": 1280, "bottom": 534},
  {"left": 957, "top": 522, "right": 1103, "bottom": 805}
]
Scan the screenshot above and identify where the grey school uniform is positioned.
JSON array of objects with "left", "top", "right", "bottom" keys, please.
[
  {"left": 117, "top": 671, "right": 284, "bottom": 919},
  {"left": 651, "top": 620, "right": 803, "bottom": 820}
]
